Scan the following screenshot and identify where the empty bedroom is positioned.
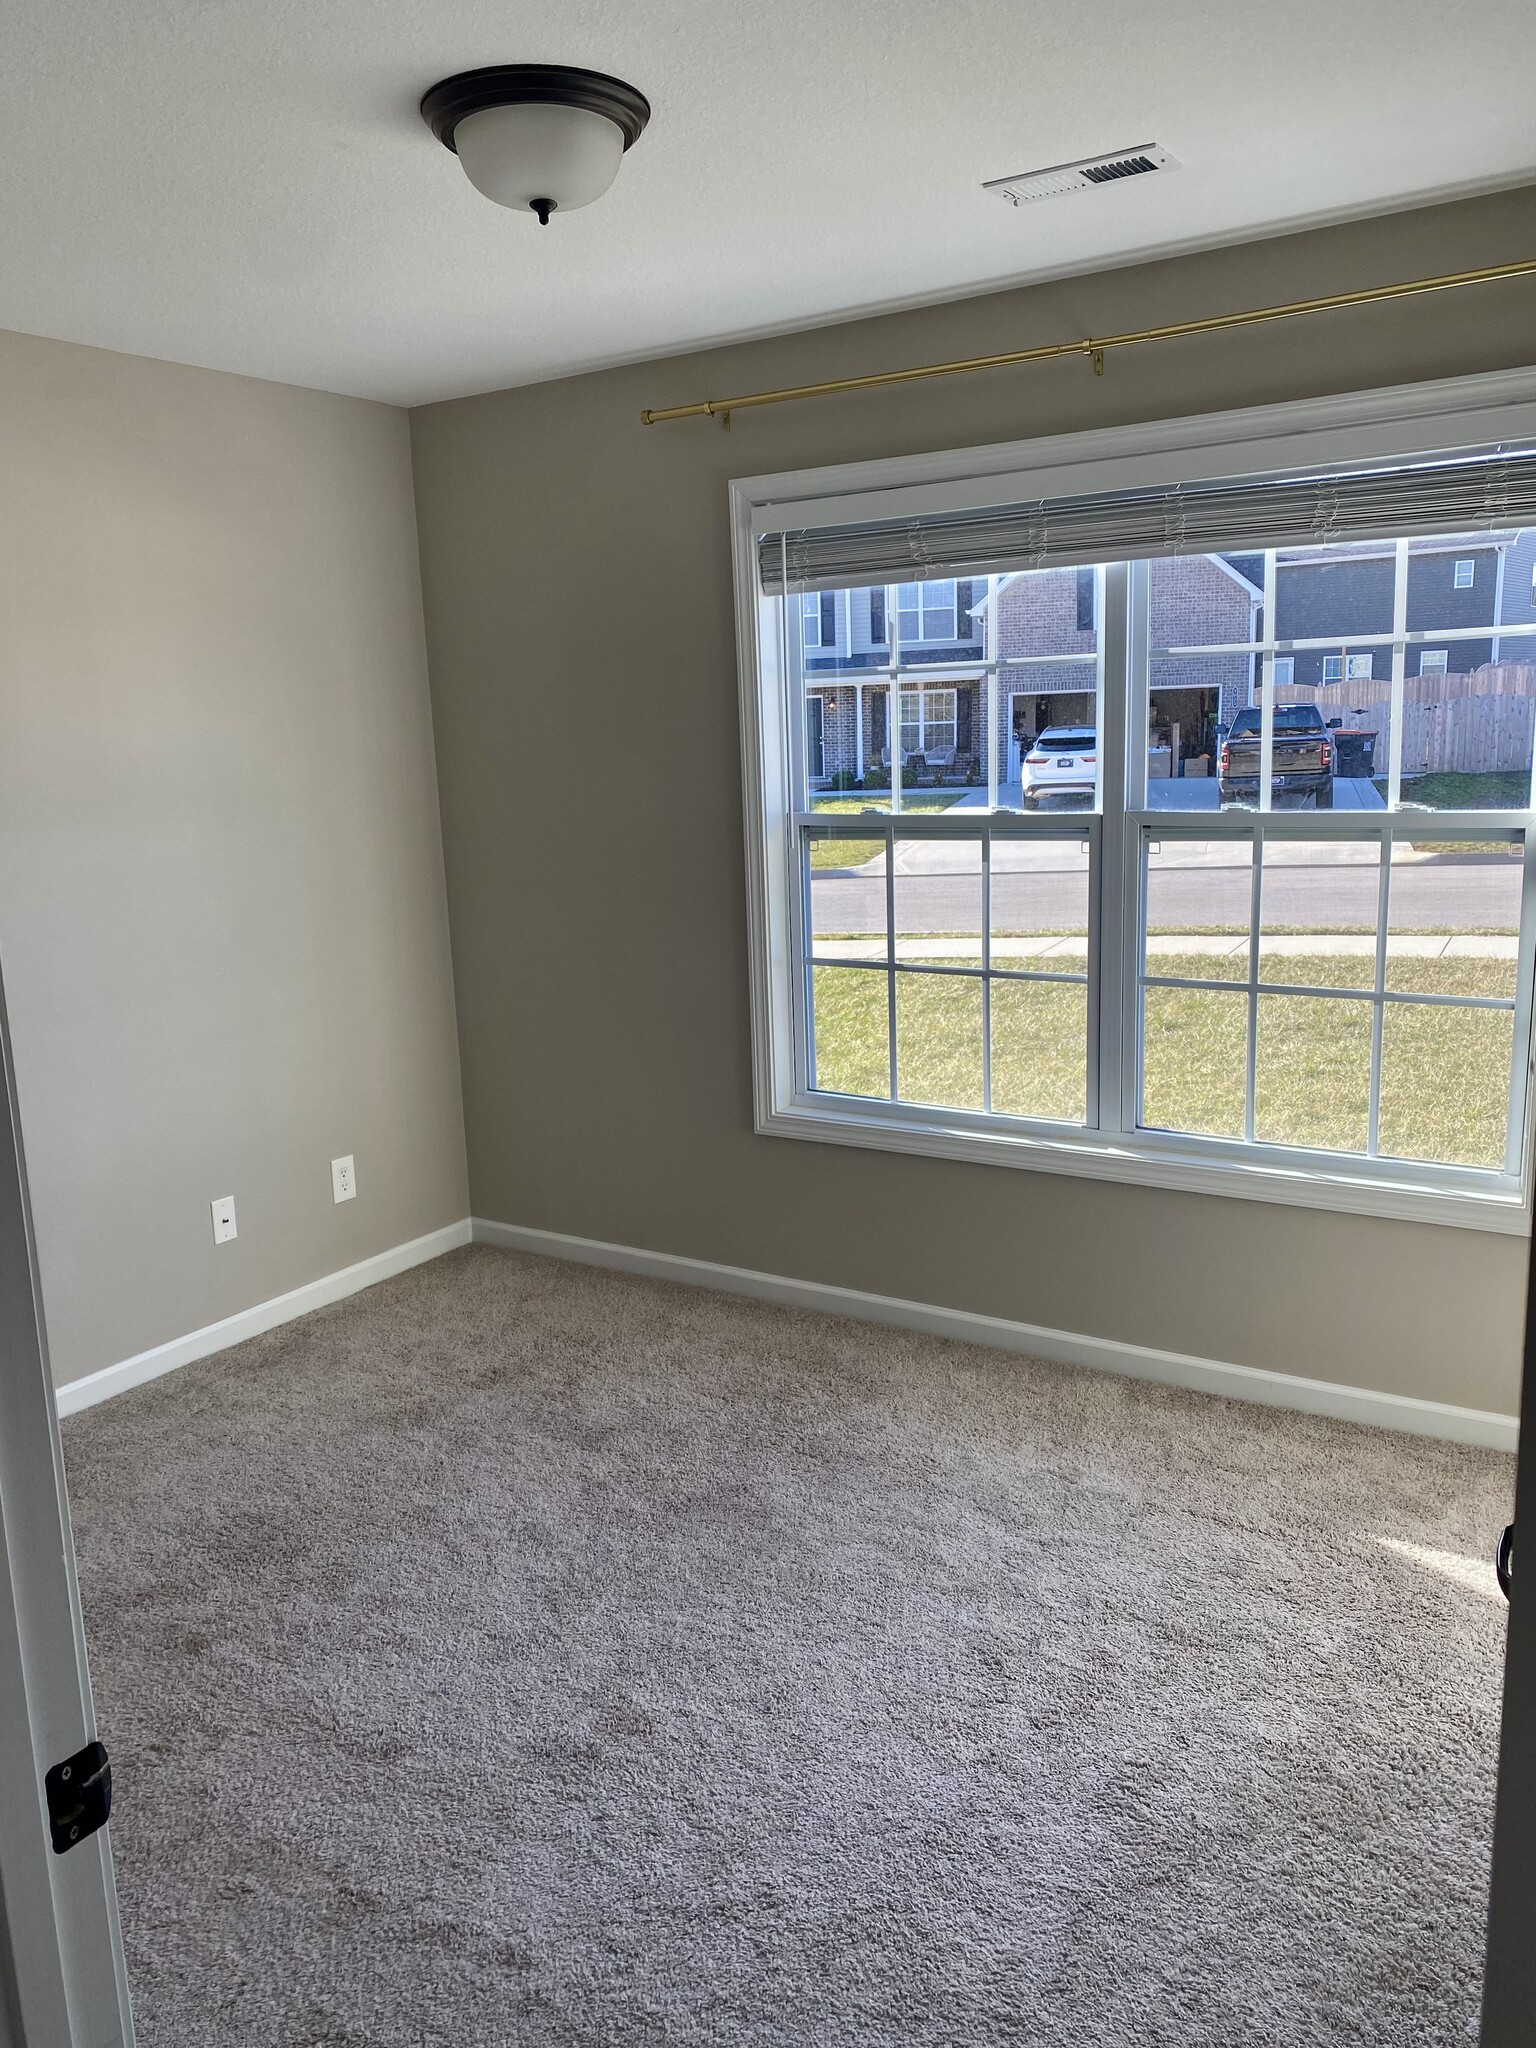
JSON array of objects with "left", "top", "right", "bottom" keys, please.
[{"left": 0, "top": 4, "right": 1533, "bottom": 2045}]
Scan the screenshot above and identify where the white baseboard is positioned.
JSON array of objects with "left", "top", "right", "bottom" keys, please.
[
  {"left": 472, "top": 1218, "right": 1519, "bottom": 1452},
  {"left": 55, "top": 1219, "right": 473, "bottom": 1417}
]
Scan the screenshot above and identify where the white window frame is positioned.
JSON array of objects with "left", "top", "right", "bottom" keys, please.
[
  {"left": 1420, "top": 648, "right": 1451, "bottom": 674},
  {"left": 1271, "top": 655, "right": 1295, "bottom": 685},
  {"left": 729, "top": 366, "right": 1536, "bottom": 1232},
  {"left": 1454, "top": 557, "right": 1476, "bottom": 588}
]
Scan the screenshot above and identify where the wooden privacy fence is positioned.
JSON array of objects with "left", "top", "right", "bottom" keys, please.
[{"left": 1274, "top": 663, "right": 1536, "bottom": 775}]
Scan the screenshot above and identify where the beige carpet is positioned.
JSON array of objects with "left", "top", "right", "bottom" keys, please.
[{"left": 61, "top": 1244, "right": 1512, "bottom": 2046}]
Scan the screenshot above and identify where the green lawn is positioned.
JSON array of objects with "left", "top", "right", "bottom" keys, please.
[
  {"left": 808, "top": 793, "right": 961, "bottom": 870},
  {"left": 812, "top": 952, "right": 1512, "bottom": 1167},
  {"left": 1387, "top": 771, "right": 1532, "bottom": 811}
]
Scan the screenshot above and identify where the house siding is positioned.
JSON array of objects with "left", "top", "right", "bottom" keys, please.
[
  {"left": 1497, "top": 528, "right": 1536, "bottom": 653},
  {"left": 1274, "top": 541, "right": 1502, "bottom": 686}
]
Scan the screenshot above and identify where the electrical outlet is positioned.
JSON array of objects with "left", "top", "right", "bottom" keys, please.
[
  {"left": 331, "top": 1155, "right": 356, "bottom": 1204},
  {"left": 211, "top": 1196, "right": 237, "bottom": 1244}
]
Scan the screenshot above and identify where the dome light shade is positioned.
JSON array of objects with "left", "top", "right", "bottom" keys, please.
[
  {"left": 421, "top": 65, "right": 651, "bottom": 225},
  {"left": 454, "top": 104, "right": 625, "bottom": 216}
]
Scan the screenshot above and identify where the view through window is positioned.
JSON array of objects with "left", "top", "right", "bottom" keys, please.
[{"left": 774, "top": 510, "right": 1536, "bottom": 1198}]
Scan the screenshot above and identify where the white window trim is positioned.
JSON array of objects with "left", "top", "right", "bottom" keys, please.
[
  {"left": 730, "top": 366, "right": 1536, "bottom": 1234},
  {"left": 1271, "top": 655, "right": 1295, "bottom": 684},
  {"left": 1454, "top": 558, "right": 1476, "bottom": 588},
  {"left": 1420, "top": 649, "right": 1451, "bottom": 673}
]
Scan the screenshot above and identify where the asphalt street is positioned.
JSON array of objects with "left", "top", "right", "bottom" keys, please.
[{"left": 810, "top": 849, "right": 1522, "bottom": 938}]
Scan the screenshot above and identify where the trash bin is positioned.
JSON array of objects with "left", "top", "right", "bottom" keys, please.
[{"left": 1333, "top": 730, "right": 1377, "bottom": 777}]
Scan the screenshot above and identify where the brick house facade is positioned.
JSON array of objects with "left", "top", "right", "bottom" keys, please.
[{"left": 804, "top": 557, "right": 1258, "bottom": 789}]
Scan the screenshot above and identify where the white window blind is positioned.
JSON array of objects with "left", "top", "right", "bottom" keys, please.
[{"left": 757, "top": 448, "right": 1536, "bottom": 594}]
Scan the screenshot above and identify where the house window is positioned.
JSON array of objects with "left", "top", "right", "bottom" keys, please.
[
  {"left": 1454, "top": 559, "right": 1476, "bottom": 589},
  {"left": 899, "top": 689, "right": 957, "bottom": 757},
  {"left": 896, "top": 580, "right": 957, "bottom": 644},
  {"left": 1272, "top": 656, "right": 1295, "bottom": 684},
  {"left": 1420, "top": 649, "right": 1450, "bottom": 674},
  {"left": 738, "top": 401, "right": 1536, "bottom": 1228},
  {"left": 802, "top": 591, "right": 841, "bottom": 649},
  {"left": 1076, "top": 567, "right": 1096, "bottom": 632},
  {"left": 869, "top": 588, "right": 886, "bottom": 643}
]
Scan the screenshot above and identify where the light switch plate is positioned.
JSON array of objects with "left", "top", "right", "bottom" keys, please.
[
  {"left": 211, "top": 1196, "right": 237, "bottom": 1244},
  {"left": 331, "top": 1155, "right": 356, "bottom": 1204}
]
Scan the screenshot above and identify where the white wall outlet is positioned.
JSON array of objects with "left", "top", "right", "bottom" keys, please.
[
  {"left": 331, "top": 1155, "right": 356, "bottom": 1204},
  {"left": 211, "top": 1196, "right": 237, "bottom": 1244}
]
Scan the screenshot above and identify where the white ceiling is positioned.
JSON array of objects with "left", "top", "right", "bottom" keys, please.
[{"left": 2, "top": 0, "right": 1532, "bottom": 407}]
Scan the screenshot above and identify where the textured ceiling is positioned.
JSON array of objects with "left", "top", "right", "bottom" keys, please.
[{"left": 1, "top": 0, "right": 1532, "bottom": 405}]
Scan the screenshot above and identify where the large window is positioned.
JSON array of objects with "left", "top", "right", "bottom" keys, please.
[{"left": 737, "top": 387, "right": 1536, "bottom": 1227}]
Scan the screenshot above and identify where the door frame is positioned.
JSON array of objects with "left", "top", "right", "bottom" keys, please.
[
  {"left": 1481, "top": 1216, "right": 1536, "bottom": 2042},
  {"left": 0, "top": 964, "right": 134, "bottom": 2048}
]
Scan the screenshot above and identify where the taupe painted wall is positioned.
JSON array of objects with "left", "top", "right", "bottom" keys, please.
[
  {"left": 412, "top": 185, "right": 1536, "bottom": 1418},
  {"left": 0, "top": 330, "right": 468, "bottom": 1386}
]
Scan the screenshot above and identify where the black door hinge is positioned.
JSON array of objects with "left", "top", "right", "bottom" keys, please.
[{"left": 45, "top": 1740, "right": 111, "bottom": 1854}]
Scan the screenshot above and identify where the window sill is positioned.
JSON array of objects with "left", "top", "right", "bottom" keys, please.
[{"left": 758, "top": 1095, "right": 1531, "bottom": 1235}]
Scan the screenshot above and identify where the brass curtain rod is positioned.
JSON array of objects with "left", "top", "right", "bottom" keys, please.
[{"left": 639, "top": 257, "right": 1536, "bottom": 428}]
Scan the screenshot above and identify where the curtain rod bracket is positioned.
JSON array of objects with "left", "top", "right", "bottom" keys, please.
[{"left": 1090, "top": 346, "right": 1105, "bottom": 377}]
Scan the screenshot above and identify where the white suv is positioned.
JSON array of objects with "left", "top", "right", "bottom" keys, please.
[{"left": 1020, "top": 727, "right": 1097, "bottom": 806}]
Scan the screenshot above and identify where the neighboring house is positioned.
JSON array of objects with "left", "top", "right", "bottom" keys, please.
[
  {"left": 992, "top": 554, "right": 1260, "bottom": 777},
  {"left": 801, "top": 578, "right": 982, "bottom": 784},
  {"left": 804, "top": 559, "right": 1259, "bottom": 787},
  {"left": 800, "top": 533, "right": 1535, "bottom": 789},
  {"left": 1495, "top": 527, "right": 1536, "bottom": 658},
  {"left": 1270, "top": 536, "right": 1510, "bottom": 688},
  {"left": 1265, "top": 532, "right": 1535, "bottom": 779}
]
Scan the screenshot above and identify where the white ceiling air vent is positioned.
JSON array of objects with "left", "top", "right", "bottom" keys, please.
[{"left": 984, "top": 145, "right": 1179, "bottom": 206}]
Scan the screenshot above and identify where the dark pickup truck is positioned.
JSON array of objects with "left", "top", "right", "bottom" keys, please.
[{"left": 1218, "top": 704, "right": 1336, "bottom": 808}]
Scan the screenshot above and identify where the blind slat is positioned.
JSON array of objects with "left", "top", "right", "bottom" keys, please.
[{"left": 758, "top": 450, "right": 1536, "bottom": 594}]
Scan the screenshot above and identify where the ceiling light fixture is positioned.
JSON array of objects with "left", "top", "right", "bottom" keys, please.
[{"left": 421, "top": 65, "right": 650, "bottom": 224}]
